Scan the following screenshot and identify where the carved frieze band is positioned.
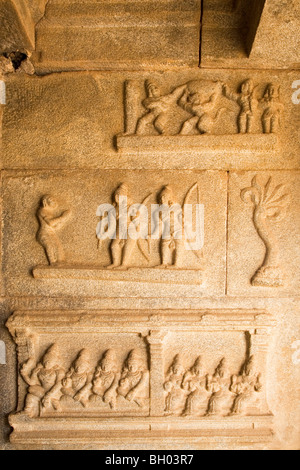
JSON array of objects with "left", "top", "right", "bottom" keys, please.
[
  {"left": 7, "top": 310, "right": 275, "bottom": 423},
  {"left": 31, "top": 175, "right": 289, "bottom": 289},
  {"left": 117, "top": 79, "right": 283, "bottom": 153}
]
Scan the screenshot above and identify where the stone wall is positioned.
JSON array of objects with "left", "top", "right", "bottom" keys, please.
[{"left": 0, "top": 0, "right": 299, "bottom": 450}]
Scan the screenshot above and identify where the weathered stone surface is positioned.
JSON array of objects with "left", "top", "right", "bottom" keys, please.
[
  {"left": 2, "top": 70, "right": 300, "bottom": 170},
  {"left": 227, "top": 171, "right": 300, "bottom": 296},
  {"left": 201, "top": 0, "right": 300, "bottom": 69},
  {"left": 0, "top": 0, "right": 48, "bottom": 54},
  {"left": 1, "top": 170, "right": 227, "bottom": 298},
  {"left": 1, "top": 0, "right": 300, "bottom": 453},
  {"left": 31, "top": 0, "right": 201, "bottom": 72}
]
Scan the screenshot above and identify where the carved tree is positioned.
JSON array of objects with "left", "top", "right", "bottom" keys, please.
[{"left": 241, "top": 176, "right": 289, "bottom": 287}]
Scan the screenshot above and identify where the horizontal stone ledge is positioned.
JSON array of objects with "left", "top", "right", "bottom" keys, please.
[
  {"left": 32, "top": 265, "right": 203, "bottom": 286},
  {"left": 116, "top": 134, "right": 279, "bottom": 155},
  {"left": 9, "top": 413, "right": 274, "bottom": 433}
]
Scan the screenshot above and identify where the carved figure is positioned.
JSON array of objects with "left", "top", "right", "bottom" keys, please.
[
  {"left": 20, "top": 344, "right": 65, "bottom": 418},
  {"left": 241, "top": 176, "right": 289, "bottom": 287},
  {"left": 260, "top": 84, "right": 284, "bottom": 134},
  {"left": 105, "top": 183, "right": 136, "bottom": 269},
  {"left": 36, "top": 195, "right": 71, "bottom": 265},
  {"left": 223, "top": 79, "right": 257, "bottom": 133},
  {"left": 117, "top": 349, "right": 149, "bottom": 408},
  {"left": 206, "top": 358, "right": 233, "bottom": 416},
  {"left": 164, "top": 355, "right": 186, "bottom": 415},
  {"left": 230, "top": 356, "right": 262, "bottom": 415},
  {"left": 136, "top": 80, "right": 186, "bottom": 135},
  {"left": 178, "top": 80, "right": 224, "bottom": 135},
  {"left": 102, "top": 183, "right": 152, "bottom": 269},
  {"left": 155, "top": 186, "right": 184, "bottom": 268},
  {"left": 92, "top": 349, "right": 120, "bottom": 409},
  {"left": 182, "top": 356, "right": 209, "bottom": 416},
  {"left": 61, "top": 349, "right": 93, "bottom": 407},
  {"left": 154, "top": 183, "right": 202, "bottom": 268}
]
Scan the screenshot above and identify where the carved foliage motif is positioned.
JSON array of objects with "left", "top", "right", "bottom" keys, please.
[{"left": 241, "top": 176, "right": 289, "bottom": 287}]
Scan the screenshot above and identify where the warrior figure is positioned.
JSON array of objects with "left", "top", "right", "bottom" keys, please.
[
  {"left": 154, "top": 185, "right": 184, "bottom": 268},
  {"left": 178, "top": 80, "right": 224, "bottom": 135},
  {"left": 136, "top": 80, "right": 186, "bottom": 135},
  {"left": 260, "top": 83, "right": 284, "bottom": 134},
  {"left": 223, "top": 79, "right": 257, "bottom": 134}
]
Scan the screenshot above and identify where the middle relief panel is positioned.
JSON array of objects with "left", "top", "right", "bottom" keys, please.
[{"left": 2, "top": 170, "right": 227, "bottom": 298}]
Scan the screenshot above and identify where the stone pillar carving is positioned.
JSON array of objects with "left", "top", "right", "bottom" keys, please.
[
  {"left": 124, "top": 80, "right": 140, "bottom": 135},
  {"left": 146, "top": 330, "right": 168, "bottom": 417},
  {"left": 248, "top": 328, "right": 271, "bottom": 415}
]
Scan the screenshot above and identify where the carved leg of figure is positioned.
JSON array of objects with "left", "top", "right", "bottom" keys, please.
[
  {"left": 179, "top": 116, "right": 199, "bottom": 135},
  {"left": 246, "top": 114, "right": 253, "bottom": 133},
  {"left": 51, "top": 398, "right": 62, "bottom": 413},
  {"left": 136, "top": 112, "right": 156, "bottom": 135},
  {"left": 206, "top": 393, "right": 218, "bottom": 416},
  {"left": 121, "top": 239, "right": 136, "bottom": 268},
  {"left": 231, "top": 393, "right": 246, "bottom": 415},
  {"left": 46, "top": 243, "right": 59, "bottom": 265},
  {"left": 56, "top": 240, "right": 66, "bottom": 264},
  {"left": 154, "top": 113, "right": 168, "bottom": 135},
  {"left": 270, "top": 115, "right": 279, "bottom": 133},
  {"left": 107, "top": 239, "right": 123, "bottom": 268},
  {"left": 160, "top": 239, "right": 171, "bottom": 267},
  {"left": 165, "top": 393, "right": 171, "bottom": 413},
  {"left": 23, "top": 393, "right": 41, "bottom": 418},
  {"left": 173, "top": 240, "right": 184, "bottom": 268},
  {"left": 182, "top": 394, "right": 193, "bottom": 416},
  {"left": 262, "top": 117, "right": 271, "bottom": 134},
  {"left": 238, "top": 113, "right": 247, "bottom": 134}
]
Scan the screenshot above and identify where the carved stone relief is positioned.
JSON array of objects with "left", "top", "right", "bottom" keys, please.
[
  {"left": 6, "top": 309, "right": 275, "bottom": 449},
  {"left": 123, "top": 78, "right": 283, "bottom": 138},
  {"left": 2, "top": 171, "right": 229, "bottom": 297},
  {"left": 241, "top": 176, "right": 289, "bottom": 287}
]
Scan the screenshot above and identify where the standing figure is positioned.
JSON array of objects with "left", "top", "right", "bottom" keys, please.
[
  {"left": 223, "top": 79, "right": 257, "bottom": 134},
  {"left": 260, "top": 84, "right": 284, "bottom": 134},
  {"left": 136, "top": 80, "right": 186, "bottom": 135},
  {"left": 182, "top": 356, "right": 209, "bottom": 416},
  {"left": 178, "top": 80, "right": 224, "bottom": 135},
  {"left": 230, "top": 356, "right": 262, "bottom": 415},
  {"left": 61, "top": 349, "right": 94, "bottom": 407},
  {"left": 164, "top": 355, "right": 186, "bottom": 415},
  {"left": 206, "top": 358, "right": 233, "bottom": 416},
  {"left": 117, "top": 349, "right": 149, "bottom": 408},
  {"left": 36, "top": 195, "right": 71, "bottom": 265},
  {"left": 106, "top": 183, "right": 136, "bottom": 269},
  {"left": 92, "top": 349, "right": 121, "bottom": 410},
  {"left": 20, "top": 344, "right": 65, "bottom": 418},
  {"left": 155, "top": 185, "right": 184, "bottom": 268}
]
